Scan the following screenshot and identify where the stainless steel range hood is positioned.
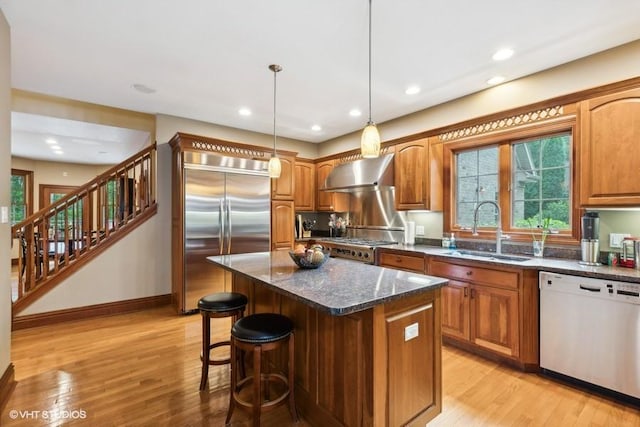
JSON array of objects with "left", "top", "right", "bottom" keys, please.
[{"left": 321, "top": 153, "right": 394, "bottom": 192}]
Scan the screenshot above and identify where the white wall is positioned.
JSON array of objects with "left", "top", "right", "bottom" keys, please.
[
  {"left": 156, "top": 114, "right": 318, "bottom": 159},
  {"left": 1, "top": 8, "right": 12, "bottom": 378}
]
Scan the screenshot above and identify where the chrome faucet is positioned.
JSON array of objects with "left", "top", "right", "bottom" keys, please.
[{"left": 472, "top": 201, "right": 509, "bottom": 255}]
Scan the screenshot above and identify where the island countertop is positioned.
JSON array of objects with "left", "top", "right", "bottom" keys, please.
[{"left": 207, "top": 250, "right": 448, "bottom": 315}]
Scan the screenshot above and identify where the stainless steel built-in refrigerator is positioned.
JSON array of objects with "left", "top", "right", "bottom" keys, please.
[{"left": 181, "top": 152, "right": 270, "bottom": 313}]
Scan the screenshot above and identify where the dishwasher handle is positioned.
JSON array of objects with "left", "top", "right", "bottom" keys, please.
[{"left": 579, "top": 284, "right": 602, "bottom": 292}]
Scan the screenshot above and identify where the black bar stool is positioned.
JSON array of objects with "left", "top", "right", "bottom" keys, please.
[
  {"left": 225, "top": 313, "right": 298, "bottom": 427},
  {"left": 198, "top": 292, "right": 248, "bottom": 391}
]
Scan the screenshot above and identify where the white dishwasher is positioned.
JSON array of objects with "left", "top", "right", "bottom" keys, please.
[{"left": 539, "top": 271, "right": 640, "bottom": 401}]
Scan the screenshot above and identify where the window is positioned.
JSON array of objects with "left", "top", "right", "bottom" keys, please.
[
  {"left": 456, "top": 146, "right": 499, "bottom": 227},
  {"left": 448, "top": 122, "right": 576, "bottom": 242},
  {"left": 511, "top": 134, "right": 571, "bottom": 231},
  {"left": 10, "top": 169, "right": 33, "bottom": 225}
]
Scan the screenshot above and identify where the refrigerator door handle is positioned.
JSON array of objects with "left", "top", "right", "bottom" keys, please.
[
  {"left": 219, "top": 200, "right": 224, "bottom": 255},
  {"left": 226, "top": 199, "right": 232, "bottom": 253}
]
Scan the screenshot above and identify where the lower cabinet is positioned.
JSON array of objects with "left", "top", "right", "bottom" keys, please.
[
  {"left": 430, "top": 257, "right": 538, "bottom": 370},
  {"left": 440, "top": 279, "right": 469, "bottom": 341}
]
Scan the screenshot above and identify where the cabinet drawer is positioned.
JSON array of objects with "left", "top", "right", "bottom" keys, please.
[
  {"left": 430, "top": 259, "right": 518, "bottom": 289},
  {"left": 379, "top": 252, "right": 426, "bottom": 273}
]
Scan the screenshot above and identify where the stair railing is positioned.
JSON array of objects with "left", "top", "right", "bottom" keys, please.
[{"left": 12, "top": 143, "right": 157, "bottom": 305}]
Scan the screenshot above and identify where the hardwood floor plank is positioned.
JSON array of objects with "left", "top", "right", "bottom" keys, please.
[{"left": 1, "top": 307, "right": 638, "bottom": 426}]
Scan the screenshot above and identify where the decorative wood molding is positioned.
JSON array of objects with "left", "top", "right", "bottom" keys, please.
[
  {"left": 190, "top": 140, "right": 268, "bottom": 158},
  {"left": 0, "top": 363, "right": 16, "bottom": 414},
  {"left": 438, "top": 106, "right": 564, "bottom": 142},
  {"left": 12, "top": 294, "right": 171, "bottom": 331},
  {"left": 334, "top": 146, "right": 394, "bottom": 164},
  {"left": 169, "top": 132, "right": 297, "bottom": 159}
]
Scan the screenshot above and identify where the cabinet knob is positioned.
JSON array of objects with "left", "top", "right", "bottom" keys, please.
[
  {"left": 466, "top": 270, "right": 472, "bottom": 276},
  {"left": 396, "top": 257, "right": 402, "bottom": 263}
]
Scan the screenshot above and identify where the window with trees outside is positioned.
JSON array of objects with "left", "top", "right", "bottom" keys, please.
[
  {"left": 10, "top": 169, "right": 33, "bottom": 226},
  {"left": 451, "top": 128, "right": 574, "bottom": 242}
]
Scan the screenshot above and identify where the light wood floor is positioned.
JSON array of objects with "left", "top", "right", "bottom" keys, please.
[{"left": 2, "top": 306, "right": 638, "bottom": 426}]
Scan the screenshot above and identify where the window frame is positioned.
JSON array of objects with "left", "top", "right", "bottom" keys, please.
[
  {"left": 443, "top": 117, "right": 580, "bottom": 245},
  {"left": 10, "top": 168, "right": 34, "bottom": 226}
]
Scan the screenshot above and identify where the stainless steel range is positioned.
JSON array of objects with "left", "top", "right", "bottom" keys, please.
[{"left": 318, "top": 237, "right": 398, "bottom": 264}]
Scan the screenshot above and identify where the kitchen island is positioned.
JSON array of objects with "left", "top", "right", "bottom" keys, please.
[{"left": 208, "top": 251, "right": 448, "bottom": 427}]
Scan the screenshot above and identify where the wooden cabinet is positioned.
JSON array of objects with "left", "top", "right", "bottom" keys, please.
[
  {"left": 271, "top": 155, "right": 295, "bottom": 200},
  {"left": 394, "top": 137, "right": 443, "bottom": 211},
  {"left": 271, "top": 200, "right": 294, "bottom": 251},
  {"left": 315, "top": 159, "right": 349, "bottom": 212},
  {"left": 293, "top": 159, "right": 315, "bottom": 211},
  {"left": 580, "top": 87, "right": 640, "bottom": 206},
  {"left": 441, "top": 279, "right": 469, "bottom": 340},
  {"left": 377, "top": 249, "right": 426, "bottom": 273},
  {"left": 429, "top": 258, "right": 538, "bottom": 370}
]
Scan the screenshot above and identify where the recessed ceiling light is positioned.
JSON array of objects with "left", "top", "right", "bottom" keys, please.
[
  {"left": 349, "top": 109, "right": 362, "bottom": 117},
  {"left": 405, "top": 85, "right": 421, "bottom": 95},
  {"left": 492, "top": 48, "right": 514, "bottom": 61},
  {"left": 54, "top": 151, "right": 64, "bottom": 155},
  {"left": 45, "top": 138, "right": 57, "bottom": 145},
  {"left": 132, "top": 83, "right": 156, "bottom": 94},
  {"left": 238, "top": 108, "right": 252, "bottom": 116},
  {"left": 487, "top": 76, "right": 506, "bottom": 85},
  {"left": 311, "top": 125, "right": 322, "bottom": 132},
  {"left": 50, "top": 145, "right": 61, "bottom": 150}
]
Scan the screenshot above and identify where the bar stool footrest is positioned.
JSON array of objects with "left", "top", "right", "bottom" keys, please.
[{"left": 232, "top": 373, "right": 290, "bottom": 411}]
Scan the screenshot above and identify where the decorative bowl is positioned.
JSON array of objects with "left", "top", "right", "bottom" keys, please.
[{"left": 288, "top": 249, "right": 330, "bottom": 269}]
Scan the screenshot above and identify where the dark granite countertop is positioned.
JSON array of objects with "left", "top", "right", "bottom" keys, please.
[
  {"left": 207, "top": 251, "right": 448, "bottom": 316},
  {"left": 378, "top": 244, "right": 640, "bottom": 284}
]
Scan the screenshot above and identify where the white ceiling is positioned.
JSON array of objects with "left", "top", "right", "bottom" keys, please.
[{"left": 2, "top": 0, "right": 640, "bottom": 163}]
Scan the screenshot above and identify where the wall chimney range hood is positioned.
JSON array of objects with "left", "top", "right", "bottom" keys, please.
[{"left": 322, "top": 153, "right": 394, "bottom": 192}]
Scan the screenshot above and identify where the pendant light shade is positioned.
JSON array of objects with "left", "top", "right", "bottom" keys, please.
[
  {"left": 268, "top": 156, "right": 282, "bottom": 178},
  {"left": 268, "top": 64, "right": 282, "bottom": 179},
  {"left": 361, "top": 0, "right": 381, "bottom": 158},
  {"left": 361, "top": 121, "right": 381, "bottom": 158}
]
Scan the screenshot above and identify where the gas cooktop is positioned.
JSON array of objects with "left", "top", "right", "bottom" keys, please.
[{"left": 317, "top": 237, "right": 398, "bottom": 263}]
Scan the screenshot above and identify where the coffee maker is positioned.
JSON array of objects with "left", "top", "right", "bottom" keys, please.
[{"left": 579, "top": 212, "right": 600, "bottom": 265}]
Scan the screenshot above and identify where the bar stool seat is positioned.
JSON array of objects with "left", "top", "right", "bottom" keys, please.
[
  {"left": 226, "top": 313, "right": 298, "bottom": 426},
  {"left": 198, "top": 292, "right": 247, "bottom": 391}
]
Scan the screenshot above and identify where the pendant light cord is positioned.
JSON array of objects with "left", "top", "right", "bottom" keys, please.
[
  {"left": 368, "top": 0, "right": 373, "bottom": 125},
  {"left": 273, "top": 67, "right": 278, "bottom": 156}
]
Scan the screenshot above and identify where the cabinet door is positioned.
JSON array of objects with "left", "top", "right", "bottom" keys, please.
[
  {"left": 315, "top": 160, "right": 349, "bottom": 212},
  {"left": 441, "top": 279, "right": 469, "bottom": 340},
  {"left": 271, "top": 200, "right": 294, "bottom": 250},
  {"left": 294, "top": 160, "right": 315, "bottom": 211},
  {"left": 316, "top": 160, "right": 334, "bottom": 211},
  {"left": 470, "top": 284, "right": 519, "bottom": 357},
  {"left": 271, "top": 155, "right": 295, "bottom": 200},
  {"left": 580, "top": 87, "right": 640, "bottom": 206},
  {"left": 394, "top": 138, "right": 443, "bottom": 211}
]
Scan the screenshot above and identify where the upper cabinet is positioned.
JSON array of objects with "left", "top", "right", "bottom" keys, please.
[
  {"left": 316, "top": 160, "right": 349, "bottom": 212},
  {"left": 271, "top": 155, "right": 295, "bottom": 200},
  {"left": 394, "top": 137, "right": 443, "bottom": 211},
  {"left": 580, "top": 87, "right": 640, "bottom": 206},
  {"left": 294, "top": 159, "right": 315, "bottom": 211}
]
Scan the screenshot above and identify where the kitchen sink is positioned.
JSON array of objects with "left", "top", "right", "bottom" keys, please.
[{"left": 446, "top": 250, "right": 531, "bottom": 262}]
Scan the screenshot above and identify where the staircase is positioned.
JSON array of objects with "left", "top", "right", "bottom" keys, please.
[{"left": 11, "top": 143, "right": 158, "bottom": 315}]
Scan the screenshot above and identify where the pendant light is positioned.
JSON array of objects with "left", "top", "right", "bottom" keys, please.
[
  {"left": 268, "top": 64, "right": 282, "bottom": 178},
  {"left": 361, "top": 0, "right": 381, "bottom": 158}
]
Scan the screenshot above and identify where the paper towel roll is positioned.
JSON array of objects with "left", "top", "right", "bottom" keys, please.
[{"left": 405, "top": 221, "right": 416, "bottom": 245}]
